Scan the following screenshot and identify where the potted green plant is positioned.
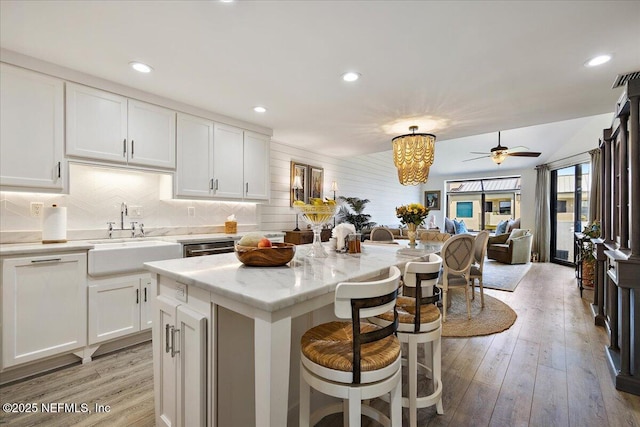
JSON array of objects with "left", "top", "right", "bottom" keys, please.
[
  {"left": 336, "top": 196, "right": 376, "bottom": 232},
  {"left": 581, "top": 221, "right": 601, "bottom": 287}
]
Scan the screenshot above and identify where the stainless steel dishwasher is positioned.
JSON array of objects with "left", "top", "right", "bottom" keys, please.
[{"left": 182, "top": 240, "right": 235, "bottom": 257}]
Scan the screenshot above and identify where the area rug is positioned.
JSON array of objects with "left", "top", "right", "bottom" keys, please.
[
  {"left": 442, "top": 289, "right": 517, "bottom": 337},
  {"left": 480, "top": 260, "right": 532, "bottom": 292}
]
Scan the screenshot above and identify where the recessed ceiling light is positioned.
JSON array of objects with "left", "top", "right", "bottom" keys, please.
[
  {"left": 342, "top": 72, "right": 361, "bottom": 82},
  {"left": 129, "top": 62, "right": 153, "bottom": 73},
  {"left": 253, "top": 106, "right": 267, "bottom": 113},
  {"left": 585, "top": 54, "right": 612, "bottom": 67}
]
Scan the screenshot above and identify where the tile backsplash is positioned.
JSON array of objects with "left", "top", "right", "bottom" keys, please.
[{"left": 0, "top": 163, "right": 258, "bottom": 243}]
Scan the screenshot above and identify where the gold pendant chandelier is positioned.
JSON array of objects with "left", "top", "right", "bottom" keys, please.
[{"left": 392, "top": 126, "right": 436, "bottom": 185}]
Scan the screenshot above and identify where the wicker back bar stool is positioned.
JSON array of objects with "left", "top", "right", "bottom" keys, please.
[
  {"left": 370, "top": 254, "right": 444, "bottom": 427},
  {"left": 299, "top": 266, "right": 403, "bottom": 427}
]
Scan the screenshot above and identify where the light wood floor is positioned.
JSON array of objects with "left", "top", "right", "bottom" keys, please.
[{"left": 1, "top": 263, "right": 639, "bottom": 426}]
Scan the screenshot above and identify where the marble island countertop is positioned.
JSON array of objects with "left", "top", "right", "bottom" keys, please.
[
  {"left": 0, "top": 230, "right": 285, "bottom": 256},
  {"left": 144, "top": 243, "right": 432, "bottom": 313}
]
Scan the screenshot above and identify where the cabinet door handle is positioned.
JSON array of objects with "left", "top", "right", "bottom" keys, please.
[
  {"left": 144, "top": 287, "right": 147, "bottom": 302},
  {"left": 209, "top": 178, "right": 214, "bottom": 190},
  {"left": 136, "top": 288, "right": 139, "bottom": 304},
  {"left": 171, "top": 327, "right": 180, "bottom": 358},
  {"left": 123, "top": 139, "right": 127, "bottom": 157},
  {"left": 246, "top": 182, "right": 249, "bottom": 193},
  {"left": 31, "top": 258, "right": 62, "bottom": 263},
  {"left": 165, "top": 324, "right": 171, "bottom": 353},
  {"left": 215, "top": 179, "right": 219, "bottom": 191},
  {"left": 131, "top": 140, "right": 135, "bottom": 158},
  {"left": 57, "top": 162, "right": 61, "bottom": 179}
]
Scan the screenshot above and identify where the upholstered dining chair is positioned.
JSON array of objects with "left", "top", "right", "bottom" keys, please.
[
  {"left": 419, "top": 231, "right": 451, "bottom": 243},
  {"left": 369, "top": 226, "right": 396, "bottom": 243},
  {"left": 370, "top": 254, "right": 444, "bottom": 427},
  {"left": 435, "top": 234, "right": 475, "bottom": 322},
  {"left": 299, "top": 266, "right": 402, "bottom": 427},
  {"left": 469, "top": 230, "right": 490, "bottom": 307}
]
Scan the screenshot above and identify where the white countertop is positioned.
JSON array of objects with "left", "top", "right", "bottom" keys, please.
[
  {"left": 0, "top": 231, "right": 285, "bottom": 256},
  {"left": 144, "top": 243, "right": 432, "bottom": 313}
]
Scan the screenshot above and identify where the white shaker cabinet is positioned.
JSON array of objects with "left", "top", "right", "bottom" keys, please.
[
  {"left": 175, "top": 113, "right": 215, "bottom": 198},
  {"left": 66, "top": 83, "right": 176, "bottom": 169},
  {"left": 88, "top": 273, "right": 154, "bottom": 345},
  {"left": 155, "top": 295, "right": 207, "bottom": 427},
  {"left": 1, "top": 253, "right": 87, "bottom": 369},
  {"left": 243, "top": 131, "right": 270, "bottom": 200},
  {"left": 213, "top": 123, "right": 245, "bottom": 199},
  {"left": 0, "top": 63, "right": 66, "bottom": 192},
  {"left": 176, "top": 120, "right": 270, "bottom": 201},
  {"left": 127, "top": 99, "right": 176, "bottom": 169}
]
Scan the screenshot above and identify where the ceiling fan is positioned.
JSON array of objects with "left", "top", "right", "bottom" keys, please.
[{"left": 464, "top": 131, "right": 541, "bottom": 165}]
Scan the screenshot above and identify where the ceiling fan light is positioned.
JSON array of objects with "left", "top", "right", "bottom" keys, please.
[
  {"left": 492, "top": 151, "right": 507, "bottom": 165},
  {"left": 392, "top": 126, "right": 436, "bottom": 185}
]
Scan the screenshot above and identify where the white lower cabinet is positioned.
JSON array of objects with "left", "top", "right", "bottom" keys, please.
[
  {"left": 88, "top": 273, "right": 154, "bottom": 345},
  {"left": 1, "top": 253, "right": 87, "bottom": 369},
  {"left": 155, "top": 294, "right": 207, "bottom": 427}
]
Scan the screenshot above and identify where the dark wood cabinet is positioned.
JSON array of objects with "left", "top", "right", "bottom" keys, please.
[
  {"left": 597, "top": 77, "right": 640, "bottom": 396},
  {"left": 284, "top": 229, "right": 332, "bottom": 245}
]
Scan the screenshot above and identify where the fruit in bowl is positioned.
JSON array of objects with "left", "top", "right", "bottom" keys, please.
[
  {"left": 257, "top": 238, "right": 272, "bottom": 248},
  {"left": 235, "top": 236, "right": 295, "bottom": 266}
]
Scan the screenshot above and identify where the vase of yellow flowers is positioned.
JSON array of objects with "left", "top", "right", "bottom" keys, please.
[{"left": 396, "top": 203, "right": 429, "bottom": 247}]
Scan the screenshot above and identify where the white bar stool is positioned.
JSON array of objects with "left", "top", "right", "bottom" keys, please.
[
  {"left": 370, "top": 254, "right": 444, "bottom": 427},
  {"left": 299, "top": 266, "right": 403, "bottom": 427}
]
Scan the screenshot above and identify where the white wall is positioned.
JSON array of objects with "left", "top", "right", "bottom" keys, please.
[{"left": 261, "top": 141, "right": 423, "bottom": 231}]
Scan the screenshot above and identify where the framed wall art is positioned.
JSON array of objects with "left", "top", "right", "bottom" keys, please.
[
  {"left": 424, "top": 190, "right": 441, "bottom": 210},
  {"left": 290, "top": 161, "right": 308, "bottom": 206},
  {"left": 308, "top": 165, "right": 324, "bottom": 200}
]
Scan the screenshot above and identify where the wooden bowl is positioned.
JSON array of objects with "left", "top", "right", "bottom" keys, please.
[{"left": 235, "top": 242, "right": 296, "bottom": 267}]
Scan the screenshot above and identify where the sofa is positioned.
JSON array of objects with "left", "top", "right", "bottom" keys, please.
[
  {"left": 445, "top": 217, "right": 521, "bottom": 235},
  {"left": 361, "top": 225, "right": 426, "bottom": 241},
  {"left": 487, "top": 228, "right": 532, "bottom": 264}
]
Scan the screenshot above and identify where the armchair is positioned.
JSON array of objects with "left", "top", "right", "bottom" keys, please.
[{"left": 487, "top": 229, "right": 532, "bottom": 264}]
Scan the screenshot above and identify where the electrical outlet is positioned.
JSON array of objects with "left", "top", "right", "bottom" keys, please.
[
  {"left": 30, "top": 202, "right": 44, "bottom": 217},
  {"left": 175, "top": 284, "right": 187, "bottom": 302},
  {"left": 188, "top": 207, "right": 195, "bottom": 217},
  {"left": 129, "top": 205, "right": 143, "bottom": 218}
]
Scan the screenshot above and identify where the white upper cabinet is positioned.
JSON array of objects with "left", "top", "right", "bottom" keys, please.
[
  {"left": 243, "top": 131, "right": 270, "bottom": 200},
  {"left": 66, "top": 83, "right": 128, "bottom": 163},
  {"left": 127, "top": 99, "right": 176, "bottom": 169},
  {"left": 175, "top": 113, "right": 214, "bottom": 198},
  {"left": 66, "top": 83, "right": 176, "bottom": 169},
  {"left": 176, "top": 119, "right": 270, "bottom": 201},
  {"left": 213, "top": 123, "right": 245, "bottom": 199},
  {"left": 0, "top": 63, "right": 66, "bottom": 191}
]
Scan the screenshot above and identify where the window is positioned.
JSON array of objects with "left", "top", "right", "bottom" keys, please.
[
  {"left": 556, "top": 200, "right": 568, "bottom": 213},
  {"left": 456, "top": 202, "right": 473, "bottom": 218},
  {"left": 550, "top": 162, "right": 590, "bottom": 266},
  {"left": 445, "top": 176, "right": 521, "bottom": 230}
]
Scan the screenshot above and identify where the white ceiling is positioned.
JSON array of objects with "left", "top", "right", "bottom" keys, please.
[{"left": 1, "top": 1, "right": 639, "bottom": 175}]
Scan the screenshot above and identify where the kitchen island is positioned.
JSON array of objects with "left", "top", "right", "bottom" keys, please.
[{"left": 145, "top": 242, "right": 435, "bottom": 427}]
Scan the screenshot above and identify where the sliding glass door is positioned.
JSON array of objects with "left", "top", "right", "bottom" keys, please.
[{"left": 550, "top": 163, "right": 590, "bottom": 266}]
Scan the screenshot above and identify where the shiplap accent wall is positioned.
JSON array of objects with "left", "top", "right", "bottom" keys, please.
[{"left": 261, "top": 141, "right": 423, "bottom": 232}]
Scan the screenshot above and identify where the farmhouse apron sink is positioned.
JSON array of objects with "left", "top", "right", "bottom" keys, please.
[{"left": 88, "top": 239, "right": 181, "bottom": 276}]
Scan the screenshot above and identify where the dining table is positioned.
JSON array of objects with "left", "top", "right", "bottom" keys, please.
[{"left": 145, "top": 241, "right": 442, "bottom": 427}]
